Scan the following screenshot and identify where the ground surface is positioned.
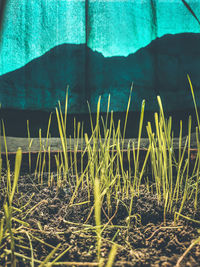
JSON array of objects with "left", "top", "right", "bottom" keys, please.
[
  {"left": 1, "top": 169, "right": 200, "bottom": 267},
  {"left": 1, "top": 133, "right": 199, "bottom": 153}
]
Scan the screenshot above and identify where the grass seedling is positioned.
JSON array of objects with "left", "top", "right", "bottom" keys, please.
[
  {"left": 105, "top": 243, "right": 117, "bottom": 267},
  {"left": 146, "top": 101, "right": 173, "bottom": 223},
  {"left": 188, "top": 75, "right": 200, "bottom": 210},
  {"left": 40, "top": 113, "right": 52, "bottom": 184},
  {"left": 1, "top": 120, "right": 9, "bottom": 171},
  {"left": 56, "top": 93, "right": 69, "bottom": 180},
  {"left": 122, "top": 85, "right": 133, "bottom": 142},
  {"left": 134, "top": 99, "right": 145, "bottom": 192},
  {"left": 34, "top": 129, "right": 42, "bottom": 183},
  {"left": 47, "top": 146, "right": 51, "bottom": 187},
  {"left": 127, "top": 99, "right": 146, "bottom": 228},
  {"left": 176, "top": 116, "right": 192, "bottom": 222},
  {"left": 27, "top": 120, "right": 33, "bottom": 173},
  {"left": 38, "top": 243, "right": 61, "bottom": 267},
  {"left": 94, "top": 177, "right": 102, "bottom": 264},
  {"left": 194, "top": 127, "right": 200, "bottom": 210},
  {"left": 2, "top": 148, "right": 24, "bottom": 267}
]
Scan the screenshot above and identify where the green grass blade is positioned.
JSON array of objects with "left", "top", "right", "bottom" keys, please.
[{"left": 10, "top": 148, "right": 22, "bottom": 205}]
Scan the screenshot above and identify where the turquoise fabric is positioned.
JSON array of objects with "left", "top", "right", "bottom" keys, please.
[
  {"left": 1, "top": 0, "right": 200, "bottom": 75},
  {"left": 0, "top": 0, "right": 200, "bottom": 113}
]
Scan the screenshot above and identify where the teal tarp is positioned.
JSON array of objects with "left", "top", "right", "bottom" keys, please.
[{"left": 0, "top": 0, "right": 200, "bottom": 113}]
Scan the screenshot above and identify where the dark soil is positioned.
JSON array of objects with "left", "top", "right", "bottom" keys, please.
[{"left": 1, "top": 169, "right": 200, "bottom": 267}]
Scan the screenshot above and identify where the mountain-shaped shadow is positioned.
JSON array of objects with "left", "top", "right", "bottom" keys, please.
[{"left": 0, "top": 32, "right": 200, "bottom": 114}]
